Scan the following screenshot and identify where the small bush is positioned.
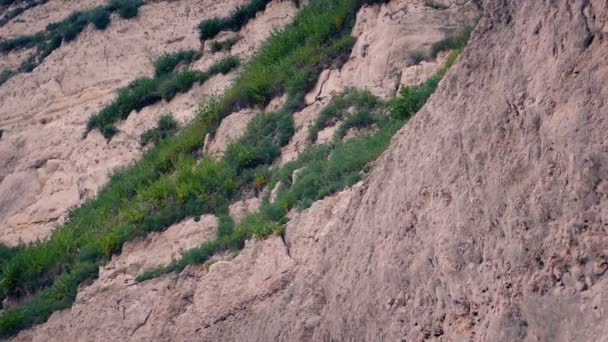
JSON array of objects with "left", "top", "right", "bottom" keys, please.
[
  {"left": 430, "top": 23, "right": 474, "bottom": 58},
  {"left": 0, "top": 69, "right": 15, "bottom": 86},
  {"left": 0, "top": 33, "right": 43, "bottom": 52},
  {"left": 410, "top": 50, "right": 427, "bottom": 65},
  {"left": 207, "top": 55, "right": 240, "bottom": 75},
  {"left": 153, "top": 49, "right": 201, "bottom": 77},
  {"left": 140, "top": 114, "right": 179, "bottom": 146},
  {"left": 424, "top": 0, "right": 449, "bottom": 10},
  {"left": 210, "top": 38, "right": 238, "bottom": 53},
  {"left": 89, "top": 7, "right": 111, "bottom": 30},
  {"left": 198, "top": 0, "right": 271, "bottom": 42},
  {"left": 198, "top": 18, "right": 224, "bottom": 42},
  {"left": 108, "top": 0, "right": 142, "bottom": 19},
  {"left": 159, "top": 69, "right": 206, "bottom": 101}
]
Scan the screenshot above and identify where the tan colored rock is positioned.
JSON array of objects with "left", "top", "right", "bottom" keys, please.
[
  {"left": 204, "top": 108, "right": 259, "bottom": 157},
  {"left": 399, "top": 50, "right": 449, "bottom": 88},
  {"left": 229, "top": 197, "right": 261, "bottom": 225},
  {"left": 279, "top": 100, "right": 327, "bottom": 165},
  {"left": 101, "top": 215, "right": 218, "bottom": 282}
]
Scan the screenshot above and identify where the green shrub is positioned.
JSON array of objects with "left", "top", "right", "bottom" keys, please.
[
  {"left": 0, "top": 33, "right": 43, "bottom": 52},
  {"left": 88, "top": 56, "right": 240, "bottom": 135},
  {"left": 410, "top": 50, "right": 427, "bottom": 65},
  {"left": 207, "top": 55, "right": 240, "bottom": 75},
  {"left": 159, "top": 69, "right": 205, "bottom": 101},
  {"left": 0, "top": 69, "right": 15, "bottom": 86},
  {"left": 210, "top": 38, "right": 238, "bottom": 53},
  {"left": 197, "top": 0, "right": 271, "bottom": 42},
  {"left": 198, "top": 18, "right": 224, "bottom": 42},
  {"left": 140, "top": 114, "right": 179, "bottom": 146},
  {"left": 424, "top": 0, "right": 449, "bottom": 10},
  {"left": 89, "top": 7, "right": 111, "bottom": 30},
  {"left": 108, "top": 0, "right": 143, "bottom": 19},
  {"left": 308, "top": 88, "right": 380, "bottom": 142},
  {"left": 153, "top": 49, "right": 201, "bottom": 77},
  {"left": 430, "top": 23, "right": 474, "bottom": 58}
]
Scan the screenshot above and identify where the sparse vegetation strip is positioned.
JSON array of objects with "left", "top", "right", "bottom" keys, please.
[{"left": 86, "top": 55, "right": 239, "bottom": 139}]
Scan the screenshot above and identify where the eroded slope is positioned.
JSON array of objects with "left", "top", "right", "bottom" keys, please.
[{"left": 8, "top": 0, "right": 608, "bottom": 341}]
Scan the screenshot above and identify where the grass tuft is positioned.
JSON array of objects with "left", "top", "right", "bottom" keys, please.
[
  {"left": 197, "top": 0, "right": 272, "bottom": 42},
  {"left": 140, "top": 114, "right": 179, "bottom": 146}
]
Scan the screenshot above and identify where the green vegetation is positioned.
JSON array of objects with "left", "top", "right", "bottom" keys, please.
[
  {"left": 0, "top": 69, "right": 15, "bottom": 86},
  {"left": 0, "top": 0, "right": 381, "bottom": 336},
  {"left": 89, "top": 7, "right": 111, "bottom": 30},
  {"left": 197, "top": 0, "right": 272, "bottom": 42},
  {"left": 86, "top": 55, "right": 240, "bottom": 139},
  {"left": 0, "top": 0, "right": 144, "bottom": 80},
  {"left": 140, "top": 114, "right": 179, "bottom": 146},
  {"left": 307, "top": 88, "right": 381, "bottom": 142},
  {"left": 107, "top": 0, "right": 142, "bottom": 19},
  {"left": 210, "top": 38, "right": 238, "bottom": 53},
  {"left": 137, "top": 48, "right": 463, "bottom": 282},
  {"left": 153, "top": 49, "right": 201, "bottom": 77},
  {"left": 410, "top": 50, "right": 426, "bottom": 65},
  {"left": 430, "top": 22, "right": 474, "bottom": 58},
  {"left": 407, "top": 21, "right": 475, "bottom": 64},
  {"left": 424, "top": 0, "right": 449, "bottom": 10}
]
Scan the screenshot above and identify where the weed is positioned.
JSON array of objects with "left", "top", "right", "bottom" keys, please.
[
  {"left": 140, "top": 114, "right": 179, "bottom": 146},
  {"left": 430, "top": 22, "right": 474, "bottom": 58},
  {"left": 153, "top": 49, "right": 201, "bottom": 77},
  {"left": 210, "top": 38, "right": 238, "bottom": 53},
  {"left": 0, "top": 69, "right": 15, "bottom": 86},
  {"left": 88, "top": 56, "right": 240, "bottom": 137},
  {"left": 424, "top": 0, "right": 449, "bottom": 10},
  {"left": 89, "top": 7, "right": 111, "bottom": 30},
  {"left": 197, "top": 0, "right": 272, "bottom": 42},
  {"left": 410, "top": 50, "right": 427, "bottom": 65}
]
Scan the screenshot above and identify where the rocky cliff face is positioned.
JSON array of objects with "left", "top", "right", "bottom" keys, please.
[{"left": 5, "top": 0, "right": 608, "bottom": 341}]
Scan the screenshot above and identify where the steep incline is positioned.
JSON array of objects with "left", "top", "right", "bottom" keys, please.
[
  {"left": 10, "top": 0, "right": 608, "bottom": 340},
  {"left": 199, "top": 0, "right": 606, "bottom": 340}
]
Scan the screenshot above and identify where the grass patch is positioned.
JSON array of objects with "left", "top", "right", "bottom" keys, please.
[
  {"left": 430, "top": 22, "right": 474, "bottom": 58},
  {"left": 0, "top": 68, "right": 15, "bottom": 86},
  {"left": 198, "top": 0, "right": 272, "bottom": 42},
  {"left": 0, "top": 0, "right": 411, "bottom": 336},
  {"left": 410, "top": 50, "right": 427, "bottom": 65},
  {"left": 424, "top": 0, "right": 449, "bottom": 10},
  {"left": 140, "top": 114, "right": 179, "bottom": 146},
  {"left": 307, "top": 88, "right": 381, "bottom": 143},
  {"left": 87, "top": 56, "right": 240, "bottom": 139},
  {"left": 153, "top": 49, "right": 202, "bottom": 77},
  {"left": 210, "top": 37, "right": 239, "bottom": 53}
]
